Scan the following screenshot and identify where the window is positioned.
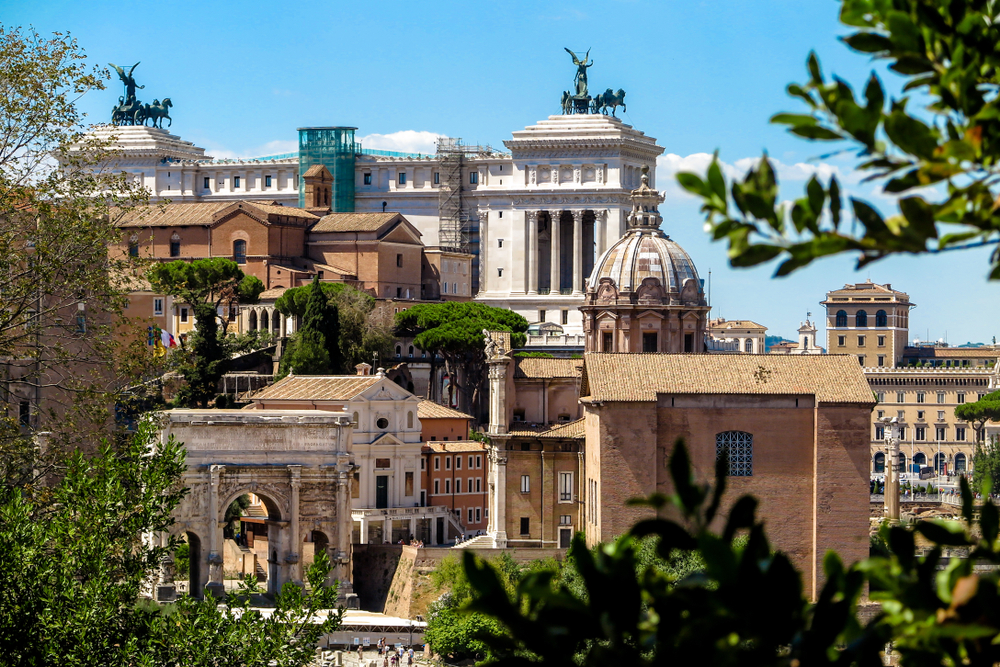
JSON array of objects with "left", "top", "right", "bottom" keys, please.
[
  {"left": 469, "top": 172, "right": 478, "bottom": 184},
  {"left": 396, "top": 253, "right": 403, "bottom": 267},
  {"left": 561, "top": 309, "right": 569, "bottom": 325},
  {"left": 838, "top": 335, "right": 846, "bottom": 347},
  {"left": 877, "top": 409, "right": 884, "bottom": 418},
  {"left": 75, "top": 314, "right": 87, "bottom": 334},
  {"left": 858, "top": 335, "right": 866, "bottom": 347},
  {"left": 917, "top": 392, "right": 925, "bottom": 403},
  {"left": 468, "top": 455, "right": 474, "bottom": 468},
  {"left": 203, "top": 176, "right": 210, "bottom": 189},
  {"left": 265, "top": 175, "right": 272, "bottom": 188},
  {"left": 897, "top": 410, "right": 905, "bottom": 420},
  {"left": 398, "top": 172, "right": 406, "bottom": 185},
  {"left": 956, "top": 452, "right": 967, "bottom": 471},
  {"left": 858, "top": 355, "right": 865, "bottom": 366},
  {"left": 937, "top": 392, "right": 945, "bottom": 404},
  {"left": 475, "top": 508, "right": 481, "bottom": 523},
  {"left": 936, "top": 427, "right": 946, "bottom": 441},
  {"left": 878, "top": 335, "right": 886, "bottom": 347},
  {"left": 170, "top": 234, "right": 181, "bottom": 257},
  {"left": 396, "top": 287, "right": 402, "bottom": 298},
  {"left": 856, "top": 310, "right": 868, "bottom": 327},
  {"left": 233, "top": 175, "right": 241, "bottom": 188},
  {"left": 957, "top": 427, "right": 966, "bottom": 441},
  {"left": 559, "top": 472, "right": 573, "bottom": 502},
  {"left": 407, "top": 411, "right": 413, "bottom": 428},
  {"left": 363, "top": 173, "right": 372, "bottom": 185},
  {"left": 642, "top": 332, "right": 658, "bottom": 353},
  {"left": 233, "top": 239, "right": 247, "bottom": 264},
  {"left": 716, "top": 431, "right": 753, "bottom": 476},
  {"left": 18, "top": 401, "right": 29, "bottom": 427},
  {"left": 433, "top": 172, "right": 440, "bottom": 184},
  {"left": 128, "top": 239, "right": 139, "bottom": 257},
  {"left": 376, "top": 417, "right": 389, "bottom": 429},
  {"left": 456, "top": 478, "right": 462, "bottom": 493},
  {"left": 835, "top": 310, "right": 847, "bottom": 327},
  {"left": 804, "top": 336, "right": 809, "bottom": 348},
  {"left": 452, "top": 282, "right": 458, "bottom": 294},
  {"left": 475, "top": 477, "right": 481, "bottom": 493},
  {"left": 602, "top": 332, "right": 613, "bottom": 352},
  {"left": 456, "top": 456, "right": 462, "bottom": 470},
  {"left": 520, "top": 475, "right": 530, "bottom": 493},
  {"left": 498, "top": 239, "right": 503, "bottom": 248},
  {"left": 899, "top": 426, "right": 906, "bottom": 439},
  {"left": 958, "top": 393, "right": 966, "bottom": 404},
  {"left": 445, "top": 479, "right": 451, "bottom": 494},
  {"left": 420, "top": 458, "right": 425, "bottom": 470},
  {"left": 917, "top": 410, "right": 924, "bottom": 420},
  {"left": 685, "top": 333, "right": 694, "bottom": 352},
  {"left": 897, "top": 391, "right": 905, "bottom": 403},
  {"left": 405, "top": 472, "right": 413, "bottom": 496},
  {"left": 878, "top": 355, "right": 885, "bottom": 367},
  {"left": 498, "top": 268, "right": 503, "bottom": 277},
  {"left": 443, "top": 283, "right": 448, "bottom": 294},
  {"left": 520, "top": 517, "right": 530, "bottom": 535},
  {"left": 434, "top": 479, "right": 440, "bottom": 494},
  {"left": 560, "top": 514, "right": 572, "bottom": 526},
  {"left": 876, "top": 310, "right": 887, "bottom": 327},
  {"left": 468, "top": 508, "right": 474, "bottom": 523},
  {"left": 352, "top": 411, "right": 359, "bottom": 426},
  {"left": 476, "top": 455, "right": 481, "bottom": 468},
  {"left": 915, "top": 426, "right": 926, "bottom": 441},
  {"left": 408, "top": 345, "right": 414, "bottom": 358},
  {"left": 874, "top": 452, "right": 885, "bottom": 473},
  {"left": 180, "top": 307, "right": 189, "bottom": 323},
  {"left": 745, "top": 338, "right": 754, "bottom": 353},
  {"left": 153, "top": 298, "right": 164, "bottom": 316},
  {"left": 875, "top": 426, "right": 885, "bottom": 440},
  {"left": 445, "top": 456, "right": 451, "bottom": 470},
  {"left": 538, "top": 309, "right": 546, "bottom": 322}
]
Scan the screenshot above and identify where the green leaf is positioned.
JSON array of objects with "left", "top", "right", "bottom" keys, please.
[
  {"left": 841, "top": 32, "right": 893, "bottom": 53},
  {"left": 729, "top": 244, "right": 783, "bottom": 267},
  {"left": 676, "top": 172, "right": 708, "bottom": 197},
  {"left": 890, "top": 56, "right": 934, "bottom": 74},
  {"left": 707, "top": 159, "right": 727, "bottom": 201},
  {"left": 770, "top": 113, "right": 819, "bottom": 126},
  {"left": 886, "top": 10, "right": 921, "bottom": 51},
  {"left": 883, "top": 110, "right": 938, "bottom": 159},
  {"left": 789, "top": 125, "right": 845, "bottom": 141},
  {"left": 829, "top": 177, "right": 842, "bottom": 229},
  {"left": 898, "top": 196, "right": 938, "bottom": 239},
  {"left": 807, "top": 51, "right": 823, "bottom": 84},
  {"left": 915, "top": 520, "right": 970, "bottom": 547}
]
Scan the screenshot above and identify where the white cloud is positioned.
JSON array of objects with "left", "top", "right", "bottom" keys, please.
[
  {"left": 358, "top": 130, "right": 443, "bottom": 155},
  {"left": 204, "top": 139, "right": 298, "bottom": 160}
]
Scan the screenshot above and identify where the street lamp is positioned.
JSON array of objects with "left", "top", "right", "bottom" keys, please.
[{"left": 882, "top": 415, "right": 901, "bottom": 522}]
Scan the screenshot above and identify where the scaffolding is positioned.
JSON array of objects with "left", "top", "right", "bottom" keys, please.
[
  {"left": 436, "top": 137, "right": 493, "bottom": 252},
  {"left": 297, "top": 127, "right": 357, "bottom": 212}
]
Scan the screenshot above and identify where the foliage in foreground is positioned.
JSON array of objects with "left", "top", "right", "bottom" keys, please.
[
  {"left": 0, "top": 420, "right": 341, "bottom": 667},
  {"left": 465, "top": 439, "right": 1000, "bottom": 667},
  {"left": 681, "top": 0, "right": 1000, "bottom": 279}
]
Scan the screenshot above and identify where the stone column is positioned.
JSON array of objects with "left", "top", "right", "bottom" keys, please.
[
  {"left": 288, "top": 465, "right": 302, "bottom": 584},
  {"left": 550, "top": 211, "right": 562, "bottom": 294},
  {"left": 526, "top": 211, "right": 538, "bottom": 295},
  {"left": 572, "top": 210, "right": 584, "bottom": 295},
  {"left": 430, "top": 513, "right": 438, "bottom": 545},
  {"left": 205, "top": 464, "right": 225, "bottom": 598},
  {"left": 486, "top": 353, "right": 512, "bottom": 435},
  {"left": 489, "top": 447, "right": 508, "bottom": 548},
  {"left": 596, "top": 210, "right": 608, "bottom": 258},
  {"left": 359, "top": 517, "right": 368, "bottom": 544},
  {"left": 383, "top": 516, "right": 392, "bottom": 544},
  {"left": 408, "top": 517, "right": 416, "bottom": 540},
  {"left": 336, "top": 471, "right": 352, "bottom": 583},
  {"left": 884, "top": 418, "right": 900, "bottom": 522}
]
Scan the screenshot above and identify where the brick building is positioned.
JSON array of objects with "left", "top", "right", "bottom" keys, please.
[
  {"left": 421, "top": 441, "right": 489, "bottom": 534},
  {"left": 416, "top": 400, "right": 473, "bottom": 441}
]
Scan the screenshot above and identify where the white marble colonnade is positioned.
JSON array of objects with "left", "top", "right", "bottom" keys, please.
[{"left": 523, "top": 209, "right": 606, "bottom": 297}]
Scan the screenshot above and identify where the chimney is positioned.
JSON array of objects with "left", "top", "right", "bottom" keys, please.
[{"left": 355, "top": 362, "right": 372, "bottom": 376}]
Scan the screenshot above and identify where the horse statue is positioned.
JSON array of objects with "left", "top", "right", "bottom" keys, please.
[
  {"left": 560, "top": 91, "right": 572, "bottom": 115},
  {"left": 590, "top": 96, "right": 606, "bottom": 115},
  {"left": 600, "top": 88, "right": 626, "bottom": 117},
  {"left": 112, "top": 96, "right": 142, "bottom": 126},
  {"left": 137, "top": 98, "right": 173, "bottom": 128}
]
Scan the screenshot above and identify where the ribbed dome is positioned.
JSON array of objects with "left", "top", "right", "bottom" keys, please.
[{"left": 588, "top": 229, "right": 700, "bottom": 294}]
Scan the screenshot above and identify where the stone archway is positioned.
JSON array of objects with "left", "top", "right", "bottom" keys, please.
[{"left": 155, "top": 409, "right": 356, "bottom": 601}]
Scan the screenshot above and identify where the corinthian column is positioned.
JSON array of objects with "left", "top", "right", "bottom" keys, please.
[
  {"left": 572, "top": 210, "right": 584, "bottom": 295},
  {"left": 550, "top": 211, "right": 562, "bottom": 294},
  {"left": 526, "top": 211, "right": 538, "bottom": 295},
  {"left": 205, "top": 464, "right": 225, "bottom": 598},
  {"left": 288, "top": 465, "right": 302, "bottom": 584}
]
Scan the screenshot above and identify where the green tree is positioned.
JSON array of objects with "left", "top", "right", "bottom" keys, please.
[
  {"left": 279, "top": 277, "right": 344, "bottom": 376},
  {"left": 956, "top": 389, "right": 1000, "bottom": 443},
  {"left": 274, "top": 281, "right": 392, "bottom": 371},
  {"left": 680, "top": 0, "right": 1000, "bottom": 279},
  {"left": 224, "top": 493, "right": 250, "bottom": 538},
  {"left": 972, "top": 435, "right": 1000, "bottom": 495},
  {"left": 148, "top": 258, "right": 263, "bottom": 407},
  {"left": 465, "top": 440, "right": 1000, "bottom": 667},
  {"left": 395, "top": 302, "right": 528, "bottom": 416}
]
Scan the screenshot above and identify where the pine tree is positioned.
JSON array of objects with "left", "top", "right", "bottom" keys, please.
[
  {"left": 177, "top": 302, "right": 227, "bottom": 408},
  {"left": 282, "top": 277, "right": 333, "bottom": 375}
]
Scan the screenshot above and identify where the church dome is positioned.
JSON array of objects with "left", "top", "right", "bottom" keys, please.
[
  {"left": 586, "top": 167, "right": 703, "bottom": 300},
  {"left": 588, "top": 229, "right": 701, "bottom": 294}
]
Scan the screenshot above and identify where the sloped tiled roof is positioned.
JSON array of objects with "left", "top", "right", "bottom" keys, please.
[
  {"left": 507, "top": 418, "right": 585, "bottom": 439},
  {"left": 422, "top": 440, "right": 486, "bottom": 453},
  {"left": 904, "top": 347, "right": 1000, "bottom": 358},
  {"left": 514, "top": 356, "right": 584, "bottom": 379},
  {"left": 251, "top": 375, "right": 380, "bottom": 401},
  {"left": 258, "top": 287, "right": 290, "bottom": 300},
  {"left": 581, "top": 353, "right": 875, "bottom": 404},
  {"left": 116, "top": 201, "right": 317, "bottom": 228},
  {"left": 417, "top": 400, "right": 473, "bottom": 421},
  {"left": 709, "top": 319, "right": 767, "bottom": 331},
  {"left": 310, "top": 212, "right": 401, "bottom": 233}
]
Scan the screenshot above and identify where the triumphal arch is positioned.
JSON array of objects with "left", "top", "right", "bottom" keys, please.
[{"left": 155, "top": 409, "right": 355, "bottom": 599}]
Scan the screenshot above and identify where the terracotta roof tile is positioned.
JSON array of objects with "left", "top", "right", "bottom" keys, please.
[
  {"left": 310, "top": 212, "right": 402, "bottom": 233},
  {"left": 581, "top": 353, "right": 875, "bottom": 404},
  {"left": 709, "top": 319, "right": 767, "bottom": 331},
  {"left": 116, "top": 201, "right": 317, "bottom": 228},
  {"left": 905, "top": 347, "right": 1000, "bottom": 358},
  {"left": 251, "top": 375, "right": 380, "bottom": 401},
  {"left": 417, "top": 400, "right": 473, "bottom": 421},
  {"left": 514, "top": 357, "right": 584, "bottom": 379},
  {"left": 507, "top": 418, "right": 585, "bottom": 439},
  {"left": 422, "top": 441, "right": 486, "bottom": 453}
]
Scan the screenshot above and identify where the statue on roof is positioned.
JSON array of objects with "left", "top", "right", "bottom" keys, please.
[
  {"left": 564, "top": 48, "right": 593, "bottom": 97},
  {"left": 110, "top": 62, "right": 144, "bottom": 105},
  {"left": 108, "top": 61, "right": 174, "bottom": 127}
]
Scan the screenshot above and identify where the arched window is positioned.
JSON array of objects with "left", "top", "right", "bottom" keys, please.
[
  {"left": 835, "top": 310, "right": 847, "bottom": 327},
  {"left": 934, "top": 452, "right": 947, "bottom": 473},
  {"left": 913, "top": 452, "right": 926, "bottom": 467},
  {"left": 408, "top": 345, "right": 414, "bottom": 358},
  {"left": 352, "top": 411, "right": 359, "bottom": 426},
  {"left": 128, "top": 235, "right": 139, "bottom": 258},
  {"left": 803, "top": 336, "right": 809, "bottom": 348},
  {"left": 233, "top": 239, "right": 247, "bottom": 264},
  {"left": 716, "top": 431, "right": 753, "bottom": 477},
  {"left": 170, "top": 233, "right": 181, "bottom": 258},
  {"left": 875, "top": 310, "right": 887, "bottom": 327},
  {"left": 897, "top": 452, "right": 906, "bottom": 471},
  {"left": 873, "top": 452, "right": 885, "bottom": 474},
  {"left": 395, "top": 345, "right": 402, "bottom": 357},
  {"left": 407, "top": 411, "right": 414, "bottom": 428},
  {"left": 744, "top": 339, "right": 754, "bottom": 353},
  {"left": 955, "top": 453, "right": 967, "bottom": 472},
  {"left": 272, "top": 310, "right": 281, "bottom": 334},
  {"left": 248, "top": 310, "right": 258, "bottom": 331},
  {"left": 856, "top": 310, "right": 868, "bottom": 327}
]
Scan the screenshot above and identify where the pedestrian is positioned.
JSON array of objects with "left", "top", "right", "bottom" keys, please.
[{"left": 358, "top": 645, "right": 363, "bottom": 663}]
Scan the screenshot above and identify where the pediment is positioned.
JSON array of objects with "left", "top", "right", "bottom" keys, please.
[
  {"left": 358, "top": 378, "right": 414, "bottom": 402},
  {"left": 381, "top": 221, "right": 423, "bottom": 245},
  {"left": 636, "top": 310, "right": 665, "bottom": 320},
  {"left": 371, "top": 432, "right": 406, "bottom": 447},
  {"left": 596, "top": 310, "right": 619, "bottom": 322}
]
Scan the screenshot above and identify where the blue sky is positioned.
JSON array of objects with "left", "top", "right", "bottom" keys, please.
[{"left": 8, "top": 0, "right": 999, "bottom": 343}]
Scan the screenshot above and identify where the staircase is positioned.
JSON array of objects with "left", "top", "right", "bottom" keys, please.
[
  {"left": 452, "top": 534, "right": 495, "bottom": 549},
  {"left": 254, "top": 560, "right": 267, "bottom": 582}
]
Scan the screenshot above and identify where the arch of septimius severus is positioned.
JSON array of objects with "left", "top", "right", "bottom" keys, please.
[{"left": 154, "top": 409, "right": 355, "bottom": 599}]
